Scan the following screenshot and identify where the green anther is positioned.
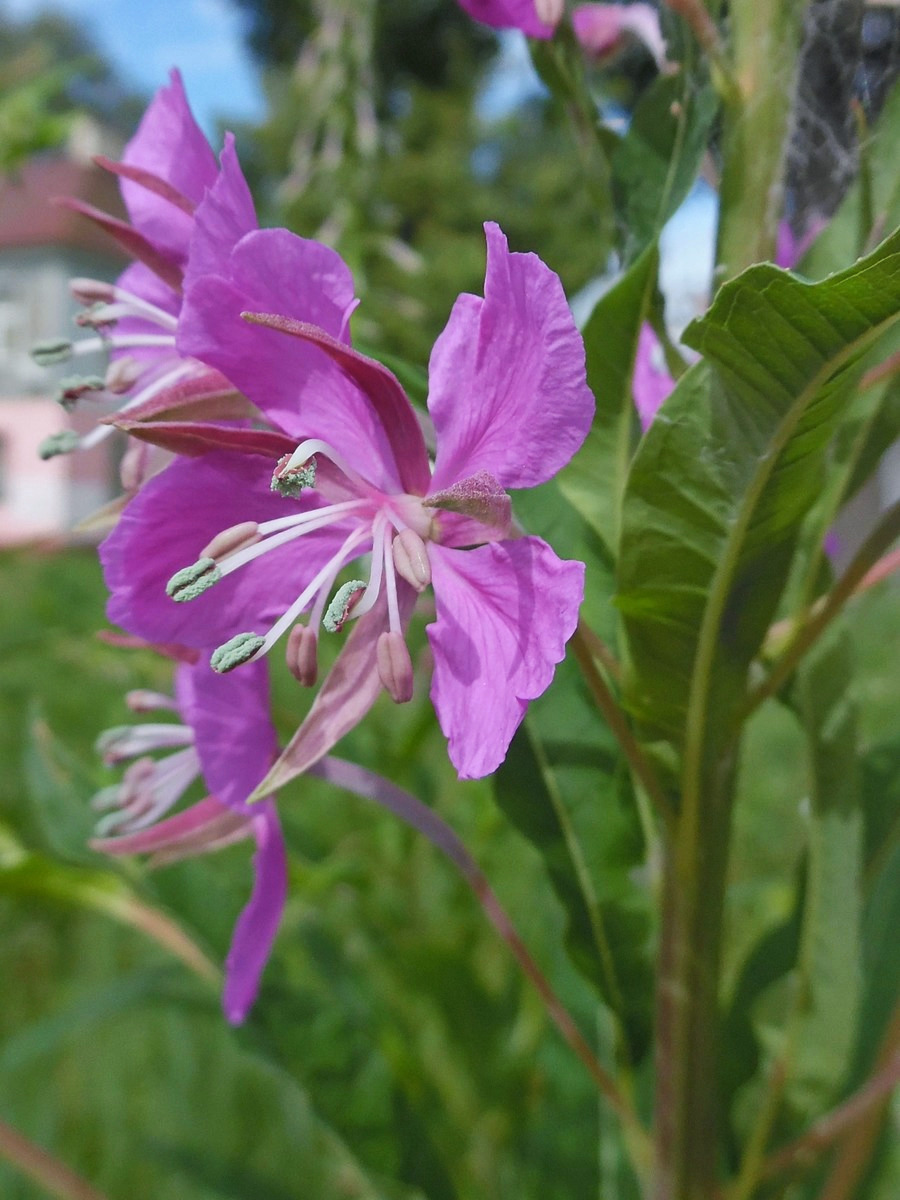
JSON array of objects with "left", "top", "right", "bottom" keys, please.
[
  {"left": 271, "top": 455, "right": 317, "bottom": 498},
  {"left": 210, "top": 632, "right": 266, "bottom": 674},
  {"left": 165, "top": 557, "right": 221, "bottom": 602},
  {"left": 38, "top": 431, "right": 80, "bottom": 460},
  {"left": 31, "top": 339, "right": 73, "bottom": 366},
  {"left": 56, "top": 374, "right": 107, "bottom": 407},
  {"left": 323, "top": 579, "right": 367, "bottom": 633}
]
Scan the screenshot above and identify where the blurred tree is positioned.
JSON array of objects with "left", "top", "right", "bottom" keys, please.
[
  {"left": 0, "top": 11, "right": 147, "bottom": 173},
  {"left": 227, "top": 0, "right": 652, "bottom": 364}
]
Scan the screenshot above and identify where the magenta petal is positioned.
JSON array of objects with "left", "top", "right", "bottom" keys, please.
[
  {"left": 90, "top": 796, "right": 251, "bottom": 858},
  {"left": 121, "top": 69, "right": 218, "bottom": 263},
  {"left": 572, "top": 4, "right": 668, "bottom": 67},
  {"left": 178, "top": 230, "right": 400, "bottom": 489},
  {"left": 633, "top": 323, "right": 675, "bottom": 432},
  {"left": 176, "top": 659, "right": 277, "bottom": 811},
  {"left": 428, "top": 223, "right": 594, "bottom": 492},
  {"left": 183, "top": 133, "right": 258, "bottom": 291},
  {"left": 456, "top": 0, "right": 556, "bottom": 38},
  {"left": 223, "top": 804, "right": 287, "bottom": 1024},
  {"left": 101, "top": 450, "right": 350, "bottom": 649},
  {"left": 427, "top": 538, "right": 585, "bottom": 779}
]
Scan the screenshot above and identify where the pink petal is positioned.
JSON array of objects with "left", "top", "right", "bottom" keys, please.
[
  {"left": 572, "top": 4, "right": 668, "bottom": 68},
  {"left": 633, "top": 323, "right": 675, "bottom": 431},
  {"left": 183, "top": 133, "right": 258, "bottom": 290},
  {"left": 176, "top": 659, "right": 277, "bottom": 812},
  {"left": 427, "top": 538, "right": 584, "bottom": 779},
  {"left": 456, "top": 0, "right": 556, "bottom": 38},
  {"left": 428, "top": 223, "right": 594, "bottom": 492},
  {"left": 247, "top": 583, "right": 417, "bottom": 800},
  {"left": 101, "top": 450, "right": 351, "bottom": 649},
  {"left": 90, "top": 795, "right": 251, "bottom": 858},
  {"left": 120, "top": 69, "right": 219, "bottom": 264},
  {"left": 178, "top": 231, "right": 401, "bottom": 490},
  {"left": 223, "top": 804, "right": 287, "bottom": 1024}
]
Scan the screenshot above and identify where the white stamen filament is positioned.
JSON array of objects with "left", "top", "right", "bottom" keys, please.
[
  {"left": 95, "top": 745, "right": 200, "bottom": 835},
  {"left": 100, "top": 723, "right": 195, "bottom": 761},
  {"left": 71, "top": 333, "right": 176, "bottom": 357},
  {"left": 85, "top": 300, "right": 178, "bottom": 331},
  {"left": 256, "top": 498, "right": 366, "bottom": 538},
  {"left": 348, "top": 514, "right": 387, "bottom": 621},
  {"left": 217, "top": 501, "right": 369, "bottom": 579},
  {"left": 251, "top": 527, "right": 371, "bottom": 659},
  {"left": 116, "top": 359, "right": 195, "bottom": 416},
  {"left": 383, "top": 528, "right": 402, "bottom": 635}
]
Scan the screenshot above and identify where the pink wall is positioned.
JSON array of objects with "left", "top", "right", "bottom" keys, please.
[{"left": 0, "top": 399, "right": 71, "bottom": 543}]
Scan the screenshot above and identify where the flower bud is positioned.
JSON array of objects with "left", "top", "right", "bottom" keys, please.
[{"left": 376, "top": 631, "right": 414, "bottom": 703}]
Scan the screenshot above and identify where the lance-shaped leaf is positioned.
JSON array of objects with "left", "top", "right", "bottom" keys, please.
[
  {"left": 558, "top": 242, "right": 658, "bottom": 555},
  {"left": 787, "top": 625, "right": 863, "bottom": 1118},
  {"left": 617, "top": 229, "right": 900, "bottom": 754},
  {"left": 612, "top": 67, "right": 718, "bottom": 263}
]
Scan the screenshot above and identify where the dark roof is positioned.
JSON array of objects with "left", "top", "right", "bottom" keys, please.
[{"left": 0, "top": 156, "right": 128, "bottom": 258}]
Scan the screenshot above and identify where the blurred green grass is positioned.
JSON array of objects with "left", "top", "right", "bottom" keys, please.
[{"left": 1, "top": 545, "right": 897, "bottom": 1199}]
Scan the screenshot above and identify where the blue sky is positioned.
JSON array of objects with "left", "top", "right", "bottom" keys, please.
[{"left": 5, "top": 0, "right": 265, "bottom": 136}]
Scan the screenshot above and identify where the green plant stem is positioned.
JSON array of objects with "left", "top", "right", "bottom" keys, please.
[
  {"left": 0, "top": 1119, "right": 110, "bottom": 1200},
  {"left": 571, "top": 621, "right": 674, "bottom": 831},
  {"left": 652, "top": 760, "right": 737, "bottom": 1200},
  {"left": 743, "top": 498, "right": 900, "bottom": 720},
  {"left": 714, "top": 0, "right": 807, "bottom": 281}
]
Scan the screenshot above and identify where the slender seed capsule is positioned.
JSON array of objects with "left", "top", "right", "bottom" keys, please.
[
  {"left": 210, "top": 632, "right": 266, "bottom": 674},
  {"left": 200, "top": 521, "right": 261, "bottom": 562},
  {"left": 323, "top": 579, "right": 367, "bottom": 633},
  {"left": 376, "top": 632, "right": 414, "bottom": 703},
  {"left": 38, "top": 430, "right": 80, "bottom": 460},
  {"left": 165, "top": 557, "right": 221, "bottom": 602},
  {"left": 286, "top": 624, "right": 318, "bottom": 686}
]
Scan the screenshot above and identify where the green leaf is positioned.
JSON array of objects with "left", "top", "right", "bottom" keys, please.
[
  {"left": 612, "top": 68, "right": 718, "bottom": 263},
  {"left": 558, "top": 243, "right": 659, "bottom": 556},
  {"left": 787, "top": 626, "right": 863, "bottom": 1117},
  {"left": 617, "top": 229, "right": 900, "bottom": 758},
  {"left": 494, "top": 651, "right": 654, "bottom": 1065}
]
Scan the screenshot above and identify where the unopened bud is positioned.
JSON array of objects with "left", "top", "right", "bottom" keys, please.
[
  {"left": 286, "top": 624, "right": 318, "bottom": 686},
  {"left": 38, "top": 430, "right": 80, "bottom": 460},
  {"left": 392, "top": 529, "right": 431, "bottom": 591},
  {"left": 31, "top": 339, "right": 73, "bottom": 367},
  {"left": 55, "top": 374, "right": 107, "bottom": 408},
  {"left": 105, "top": 356, "right": 143, "bottom": 393},
  {"left": 323, "top": 579, "right": 367, "bottom": 633},
  {"left": 210, "top": 632, "right": 266, "bottom": 673},
  {"left": 271, "top": 452, "right": 317, "bottom": 498},
  {"left": 376, "top": 631, "right": 414, "bottom": 703},
  {"left": 534, "top": 0, "right": 564, "bottom": 26},
  {"left": 166, "top": 557, "right": 221, "bottom": 602},
  {"left": 70, "top": 278, "right": 116, "bottom": 305},
  {"left": 200, "top": 521, "right": 261, "bottom": 562}
]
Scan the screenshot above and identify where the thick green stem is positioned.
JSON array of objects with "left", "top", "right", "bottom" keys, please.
[
  {"left": 653, "top": 760, "right": 737, "bottom": 1200},
  {"left": 715, "top": 0, "right": 808, "bottom": 281}
]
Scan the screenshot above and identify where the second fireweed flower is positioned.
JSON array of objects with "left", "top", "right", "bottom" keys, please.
[{"left": 102, "top": 222, "right": 594, "bottom": 780}]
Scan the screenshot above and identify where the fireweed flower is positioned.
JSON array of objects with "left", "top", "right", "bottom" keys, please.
[
  {"left": 32, "top": 69, "right": 258, "bottom": 483},
  {"left": 456, "top": 0, "right": 667, "bottom": 67},
  {"left": 91, "top": 656, "right": 287, "bottom": 1024},
  {"left": 102, "top": 222, "right": 593, "bottom": 779}
]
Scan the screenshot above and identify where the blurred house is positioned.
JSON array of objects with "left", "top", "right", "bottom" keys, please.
[{"left": 0, "top": 117, "right": 126, "bottom": 545}]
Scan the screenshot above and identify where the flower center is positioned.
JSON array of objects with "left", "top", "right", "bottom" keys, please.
[{"left": 167, "top": 438, "right": 434, "bottom": 702}]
